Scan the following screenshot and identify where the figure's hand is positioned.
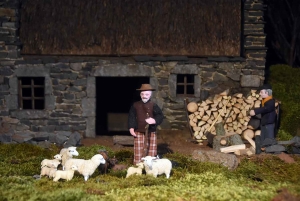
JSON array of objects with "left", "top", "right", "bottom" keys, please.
[
  {"left": 129, "top": 128, "right": 136, "bottom": 137},
  {"left": 249, "top": 110, "right": 255, "bottom": 116},
  {"left": 145, "top": 117, "right": 156, "bottom": 124}
]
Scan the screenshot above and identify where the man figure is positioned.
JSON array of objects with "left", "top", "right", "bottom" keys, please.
[
  {"left": 128, "top": 84, "right": 164, "bottom": 165},
  {"left": 250, "top": 84, "right": 277, "bottom": 154}
]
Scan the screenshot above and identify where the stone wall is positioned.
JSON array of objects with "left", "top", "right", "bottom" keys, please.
[{"left": 0, "top": 0, "right": 267, "bottom": 145}]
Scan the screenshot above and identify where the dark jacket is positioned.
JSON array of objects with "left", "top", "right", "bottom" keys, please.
[
  {"left": 254, "top": 98, "right": 276, "bottom": 126},
  {"left": 128, "top": 100, "right": 163, "bottom": 133}
]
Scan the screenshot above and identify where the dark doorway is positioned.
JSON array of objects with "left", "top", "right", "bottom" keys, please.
[{"left": 96, "top": 77, "right": 149, "bottom": 135}]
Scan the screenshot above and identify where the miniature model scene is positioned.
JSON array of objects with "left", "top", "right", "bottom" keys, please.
[{"left": 1, "top": 0, "right": 300, "bottom": 200}]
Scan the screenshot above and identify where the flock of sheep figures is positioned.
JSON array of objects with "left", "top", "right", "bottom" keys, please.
[{"left": 40, "top": 147, "right": 173, "bottom": 182}]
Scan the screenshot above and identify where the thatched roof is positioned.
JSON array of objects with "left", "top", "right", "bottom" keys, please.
[{"left": 20, "top": 0, "right": 241, "bottom": 56}]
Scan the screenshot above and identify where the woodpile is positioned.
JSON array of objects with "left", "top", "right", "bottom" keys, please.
[{"left": 186, "top": 89, "right": 280, "bottom": 156}]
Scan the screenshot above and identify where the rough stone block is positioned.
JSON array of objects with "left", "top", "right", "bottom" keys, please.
[
  {"left": 55, "top": 134, "right": 68, "bottom": 146},
  {"left": 93, "top": 64, "right": 152, "bottom": 77},
  {"left": 39, "top": 125, "right": 55, "bottom": 132},
  {"left": 45, "top": 95, "right": 55, "bottom": 110},
  {"left": 56, "top": 131, "right": 72, "bottom": 137},
  {"left": 82, "top": 98, "right": 95, "bottom": 117},
  {"left": 85, "top": 116, "right": 95, "bottom": 138},
  {"left": 240, "top": 75, "right": 260, "bottom": 87},
  {"left": 0, "top": 134, "right": 12, "bottom": 143},
  {"left": 0, "top": 52, "right": 8, "bottom": 59},
  {"left": 0, "top": 66, "right": 13, "bottom": 76},
  {"left": 9, "top": 77, "right": 18, "bottom": 94},
  {"left": 15, "top": 65, "right": 49, "bottom": 76},
  {"left": 70, "top": 63, "right": 82, "bottom": 71},
  {"left": 63, "top": 93, "right": 74, "bottom": 100},
  {"left": 32, "top": 132, "right": 50, "bottom": 141},
  {"left": 12, "top": 133, "right": 33, "bottom": 143},
  {"left": 227, "top": 69, "right": 241, "bottom": 81},
  {"left": 48, "top": 133, "right": 56, "bottom": 143},
  {"left": 64, "top": 131, "right": 81, "bottom": 147},
  {"left": 55, "top": 125, "right": 70, "bottom": 131},
  {"left": 5, "top": 94, "right": 18, "bottom": 109},
  {"left": 171, "top": 64, "right": 199, "bottom": 74},
  {"left": 11, "top": 110, "right": 48, "bottom": 119},
  {"left": 192, "top": 150, "right": 239, "bottom": 170},
  {"left": 2, "top": 22, "right": 16, "bottom": 28}
]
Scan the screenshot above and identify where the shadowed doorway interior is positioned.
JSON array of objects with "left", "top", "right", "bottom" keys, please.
[{"left": 96, "top": 77, "right": 149, "bottom": 136}]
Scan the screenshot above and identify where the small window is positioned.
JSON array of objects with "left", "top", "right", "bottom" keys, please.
[
  {"left": 176, "top": 74, "right": 194, "bottom": 97},
  {"left": 18, "top": 77, "right": 45, "bottom": 109}
]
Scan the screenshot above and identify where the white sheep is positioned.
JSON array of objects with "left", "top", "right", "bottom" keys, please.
[
  {"left": 53, "top": 165, "right": 78, "bottom": 182},
  {"left": 40, "top": 165, "right": 57, "bottom": 178},
  {"left": 64, "top": 154, "right": 105, "bottom": 181},
  {"left": 44, "top": 155, "right": 62, "bottom": 178},
  {"left": 59, "top": 147, "right": 79, "bottom": 170},
  {"left": 126, "top": 162, "right": 144, "bottom": 178},
  {"left": 48, "top": 168, "right": 57, "bottom": 179},
  {"left": 41, "top": 154, "right": 62, "bottom": 168},
  {"left": 141, "top": 156, "right": 172, "bottom": 179},
  {"left": 41, "top": 158, "right": 61, "bottom": 169}
]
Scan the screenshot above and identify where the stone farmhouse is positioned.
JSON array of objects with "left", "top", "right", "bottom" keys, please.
[{"left": 0, "top": 0, "right": 267, "bottom": 145}]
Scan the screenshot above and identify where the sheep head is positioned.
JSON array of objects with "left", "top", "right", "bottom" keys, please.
[
  {"left": 91, "top": 154, "right": 106, "bottom": 165},
  {"left": 141, "top": 156, "right": 157, "bottom": 170},
  {"left": 136, "top": 162, "right": 144, "bottom": 169},
  {"left": 53, "top": 154, "right": 62, "bottom": 160},
  {"left": 68, "top": 147, "right": 79, "bottom": 156}
]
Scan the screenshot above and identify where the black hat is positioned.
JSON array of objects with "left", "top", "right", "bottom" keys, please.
[{"left": 260, "top": 83, "right": 272, "bottom": 90}]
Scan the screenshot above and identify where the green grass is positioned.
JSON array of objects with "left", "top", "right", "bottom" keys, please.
[{"left": 0, "top": 144, "right": 300, "bottom": 201}]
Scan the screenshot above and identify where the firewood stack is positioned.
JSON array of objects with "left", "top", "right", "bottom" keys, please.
[
  {"left": 187, "top": 89, "right": 262, "bottom": 142},
  {"left": 187, "top": 90, "right": 262, "bottom": 155},
  {"left": 187, "top": 89, "right": 280, "bottom": 156}
]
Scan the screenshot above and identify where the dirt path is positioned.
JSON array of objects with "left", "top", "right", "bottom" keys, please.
[
  {"left": 81, "top": 127, "right": 297, "bottom": 165},
  {"left": 81, "top": 127, "right": 210, "bottom": 156}
]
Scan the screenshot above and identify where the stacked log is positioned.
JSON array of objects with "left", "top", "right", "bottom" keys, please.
[
  {"left": 212, "top": 122, "right": 244, "bottom": 152},
  {"left": 187, "top": 89, "right": 262, "bottom": 143},
  {"left": 187, "top": 88, "right": 280, "bottom": 155}
]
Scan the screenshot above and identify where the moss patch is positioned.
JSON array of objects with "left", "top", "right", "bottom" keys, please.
[{"left": 0, "top": 144, "right": 300, "bottom": 200}]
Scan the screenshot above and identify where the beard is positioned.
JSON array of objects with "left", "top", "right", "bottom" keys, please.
[{"left": 142, "top": 98, "right": 150, "bottom": 103}]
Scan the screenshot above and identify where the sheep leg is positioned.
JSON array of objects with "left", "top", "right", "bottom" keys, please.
[
  {"left": 84, "top": 175, "right": 89, "bottom": 181},
  {"left": 165, "top": 170, "right": 171, "bottom": 179}
]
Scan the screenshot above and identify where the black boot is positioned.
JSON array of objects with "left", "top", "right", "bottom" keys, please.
[{"left": 255, "top": 135, "right": 262, "bottom": 154}]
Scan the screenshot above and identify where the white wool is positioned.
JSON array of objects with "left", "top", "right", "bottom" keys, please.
[
  {"left": 53, "top": 165, "right": 78, "bottom": 182},
  {"left": 64, "top": 154, "right": 106, "bottom": 181},
  {"left": 141, "top": 156, "right": 172, "bottom": 179},
  {"left": 126, "top": 162, "right": 144, "bottom": 178},
  {"left": 41, "top": 159, "right": 61, "bottom": 168},
  {"left": 53, "top": 154, "right": 62, "bottom": 160},
  {"left": 40, "top": 166, "right": 57, "bottom": 177},
  {"left": 48, "top": 168, "right": 57, "bottom": 179},
  {"left": 59, "top": 147, "right": 79, "bottom": 170}
]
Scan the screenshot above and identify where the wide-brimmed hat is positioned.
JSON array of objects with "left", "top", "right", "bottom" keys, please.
[{"left": 136, "top": 84, "right": 155, "bottom": 91}]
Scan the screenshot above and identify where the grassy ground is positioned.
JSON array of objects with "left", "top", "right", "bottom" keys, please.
[{"left": 0, "top": 143, "right": 300, "bottom": 201}]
